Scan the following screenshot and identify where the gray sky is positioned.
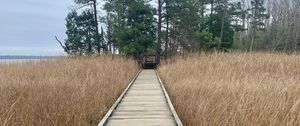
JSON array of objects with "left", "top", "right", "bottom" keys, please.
[{"left": 0, "top": 0, "right": 74, "bottom": 56}]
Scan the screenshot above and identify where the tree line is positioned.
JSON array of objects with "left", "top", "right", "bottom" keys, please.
[{"left": 56, "top": 0, "right": 300, "bottom": 57}]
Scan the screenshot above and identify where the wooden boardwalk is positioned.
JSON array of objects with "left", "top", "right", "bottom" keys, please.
[{"left": 98, "top": 70, "right": 182, "bottom": 126}]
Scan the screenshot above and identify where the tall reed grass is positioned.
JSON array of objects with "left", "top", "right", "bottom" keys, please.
[
  {"left": 159, "top": 53, "right": 300, "bottom": 126},
  {"left": 0, "top": 56, "right": 138, "bottom": 126}
]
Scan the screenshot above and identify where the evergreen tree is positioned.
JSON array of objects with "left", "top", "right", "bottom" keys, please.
[
  {"left": 74, "top": 0, "right": 102, "bottom": 52},
  {"left": 168, "top": 0, "right": 202, "bottom": 52},
  {"left": 64, "top": 11, "right": 82, "bottom": 55},
  {"left": 248, "top": 0, "right": 269, "bottom": 52},
  {"left": 104, "top": 0, "right": 156, "bottom": 57},
  {"left": 121, "top": 0, "right": 156, "bottom": 56},
  {"left": 103, "top": 0, "right": 127, "bottom": 53},
  {"left": 64, "top": 10, "right": 98, "bottom": 55},
  {"left": 208, "top": 0, "right": 235, "bottom": 49},
  {"left": 229, "top": 1, "right": 247, "bottom": 32}
]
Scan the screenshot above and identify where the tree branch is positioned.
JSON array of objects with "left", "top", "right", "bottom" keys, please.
[
  {"left": 68, "top": 3, "right": 93, "bottom": 10},
  {"left": 55, "top": 36, "right": 67, "bottom": 52}
]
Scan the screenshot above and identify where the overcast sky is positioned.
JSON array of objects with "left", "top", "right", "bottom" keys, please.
[{"left": 0, "top": 0, "right": 75, "bottom": 56}]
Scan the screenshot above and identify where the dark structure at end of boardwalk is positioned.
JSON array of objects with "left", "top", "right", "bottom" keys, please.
[{"left": 142, "top": 55, "right": 157, "bottom": 69}]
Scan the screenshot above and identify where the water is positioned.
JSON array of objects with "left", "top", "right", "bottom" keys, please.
[{"left": 0, "top": 56, "right": 64, "bottom": 64}]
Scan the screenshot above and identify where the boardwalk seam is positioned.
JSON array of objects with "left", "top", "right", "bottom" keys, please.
[
  {"left": 155, "top": 70, "right": 183, "bottom": 126},
  {"left": 97, "top": 70, "right": 141, "bottom": 126}
]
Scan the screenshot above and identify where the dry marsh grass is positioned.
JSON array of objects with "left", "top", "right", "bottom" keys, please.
[
  {"left": 159, "top": 53, "right": 300, "bottom": 126},
  {"left": 0, "top": 56, "right": 138, "bottom": 126}
]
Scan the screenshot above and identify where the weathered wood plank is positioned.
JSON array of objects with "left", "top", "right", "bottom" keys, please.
[
  {"left": 112, "top": 111, "right": 172, "bottom": 116},
  {"left": 106, "top": 119, "right": 176, "bottom": 126}
]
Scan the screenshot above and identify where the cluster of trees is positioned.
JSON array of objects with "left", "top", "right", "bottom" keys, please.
[
  {"left": 57, "top": 0, "right": 300, "bottom": 57},
  {"left": 234, "top": 0, "right": 300, "bottom": 52},
  {"left": 57, "top": 0, "right": 155, "bottom": 57}
]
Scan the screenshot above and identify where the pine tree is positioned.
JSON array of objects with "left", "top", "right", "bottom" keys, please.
[
  {"left": 104, "top": 0, "right": 155, "bottom": 57},
  {"left": 64, "top": 10, "right": 98, "bottom": 55},
  {"left": 208, "top": 0, "right": 235, "bottom": 50},
  {"left": 64, "top": 11, "right": 82, "bottom": 55},
  {"left": 74, "top": 0, "right": 102, "bottom": 53},
  {"left": 168, "top": 0, "right": 202, "bottom": 52},
  {"left": 248, "top": 0, "right": 269, "bottom": 52}
]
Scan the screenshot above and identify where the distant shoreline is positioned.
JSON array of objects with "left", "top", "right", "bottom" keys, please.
[
  {"left": 0, "top": 56, "right": 65, "bottom": 64},
  {"left": 0, "top": 56, "right": 65, "bottom": 60}
]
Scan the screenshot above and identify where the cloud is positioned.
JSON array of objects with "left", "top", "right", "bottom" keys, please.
[{"left": 0, "top": 0, "right": 74, "bottom": 56}]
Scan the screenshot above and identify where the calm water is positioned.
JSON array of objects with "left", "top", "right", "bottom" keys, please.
[{"left": 0, "top": 56, "right": 63, "bottom": 64}]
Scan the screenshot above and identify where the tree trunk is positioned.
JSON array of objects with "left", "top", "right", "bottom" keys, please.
[
  {"left": 294, "top": 11, "right": 300, "bottom": 52},
  {"left": 87, "top": 31, "right": 92, "bottom": 55},
  {"left": 200, "top": 0, "right": 205, "bottom": 29},
  {"left": 250, "top": 29, "right": 255, "bottom": 52},
  {"left": 107, "top": 14, "right": 112, "bottom": 53},
  {"left": 209, "top": 0, "right": 214, "bottom": 33},
  {"left": 156, "top": 0, "right": 162, "bottom": 65},
  {"left": 219, "top": 17, "right": 224, "bottom": 49},
  {"left": 165, "top": 0, "right": 169, "bottom": 58},
  {"left": 219, "top": 0, "right": 227, "bottom": 49},
  {"left": 55, "top": 36, "right": 69, "bottom": 54},
  {"left": 101, "top": 27, "right": 105, "bottom": 54},
  {"left": 294, "top": 30, "right": 299, "bottom": 52},
  {"left": 92, "top": 0, "right": 101, "bottom": 53}
]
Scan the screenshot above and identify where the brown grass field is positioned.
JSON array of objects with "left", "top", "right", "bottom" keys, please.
[
  {"left": 159, "top": 53, "right": 300, "bottom": 126},
  {"left": 0, "top": 56, "right": 138, "bottom": 126}
]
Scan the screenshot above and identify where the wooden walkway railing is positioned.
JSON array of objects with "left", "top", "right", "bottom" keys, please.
[{"left": 98, "top": 70, "right": 182, "bottom": 126}]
